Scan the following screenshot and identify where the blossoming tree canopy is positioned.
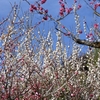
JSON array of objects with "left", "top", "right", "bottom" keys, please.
[
  {"left": 0, "top": 0, "right": 100, "bottom": 100},
  {"left": 22, "top": 0, "right": 100, "bottom": 48}
]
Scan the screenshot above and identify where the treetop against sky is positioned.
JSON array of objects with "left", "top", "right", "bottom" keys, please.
[
  {"left": 0, "top": 0, "right": 100, "bottom": 99},
  {"left": 0, "top": 0, "right": 99, "bottom": 27},
  {"left": 0, "top": 0, "right": 100, "bottom": 49}
]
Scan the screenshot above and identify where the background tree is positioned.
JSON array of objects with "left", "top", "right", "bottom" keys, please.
[{"left": 0, "top": 0, "right": 100, "bottom": 100}]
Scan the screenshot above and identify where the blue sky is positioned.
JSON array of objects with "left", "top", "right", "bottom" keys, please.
[
  {"left": 0, "top": 0, "right": 99, "bottom": 55},
  {"left": 0, "top": 0, "right": 93, "bottom": 19},
  {"left": 0, "top": 0, "right": 95, "bottom": 26}
]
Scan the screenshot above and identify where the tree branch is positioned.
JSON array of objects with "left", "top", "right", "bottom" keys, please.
[
  {"left": 55, "top": 27, "right": 100, "bottom": 48},
  {"left": 71, "top": 34, "right": 100, "bottom": 48},
  {"left": 84, "top": 0, "right": 100, "bottom": 17}
]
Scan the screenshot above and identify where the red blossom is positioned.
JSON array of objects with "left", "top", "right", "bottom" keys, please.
[
  {"left": 77, "top": 4, "right": 81, "bottom": 9},
  {"left": 59, "top": 0, "right": 63, "bottom": 4},
  {"left": 74, "top": 0, "right": 77, "bottom": 3},
  {"left": 31, "top": 5, "right": 34, "bottom": 8},
  {"left": 89, "top": 33, "right": 93, "bottom": 36},
  {"left": 39, "top": 7, "right": 43, "bottom": 10},
  {"left": 59, "top": 11, "right": 64, "bottom": 16},
  {"left": 31, "top": 5, "right": 37, "bottom": 10},
  {"left": 90, "top": 94, "right": 93, "bottom": 98},
  {"left": 69, "top": 7, "right": 73, "bottom": 11},
  {"left": 66, "top": 8, "right": 70, "bottom": 14},
  {"left": 86, "top": 33, "right": 93, "bottom": 38},
  {"left": 30, "top": 7, "right": 33, "bottom": 12},
  {"left": 94, "top": 3, "right": 100, "bottom": 10},
  {"left": 60, "top": 7, "right": 65, "bottom": 12},
  {"left": 63, "top": 32, "right": 71, "bottom": 36},
  {"left": 62, "top": 25, "right": 65, "bottom": 28},
  {"left": 78, "top": 30, "right": 82, "bottom": 34},
  {"left": 61, "top": 3, "right": 65, "bottom": 8},
  {"left": 43, "top": 16, "right": 48, "bottom": 20},
  {"left": 94, "top": 23, "right": 99, "bottom": 29},
  {"left": 30, "top": 4, "right": 37, "bottom": 12},
  {"left": 65, "top": 8, "right": 72, "bottom": 14},
  {"left": 41, "top": 0, "right": 47, "bottom": 4},
  {"left": 60, "top": 0, "right": 63, "bottom": 1},
  {"left": 44, "top": 9, "right": 48, "bottom": 13}
]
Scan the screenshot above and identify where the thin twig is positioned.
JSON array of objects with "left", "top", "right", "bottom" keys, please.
[{"left": 84, "top": 0, "right": 100, "bottom": 17}]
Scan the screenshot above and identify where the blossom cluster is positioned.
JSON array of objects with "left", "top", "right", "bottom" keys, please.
[{"left": 0, "top": 0, "right": 100, "bottom": 100}]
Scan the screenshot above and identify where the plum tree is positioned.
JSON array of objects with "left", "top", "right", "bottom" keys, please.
[{"left": 0, "top": 0, "right": 100, "bottom": 99}]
